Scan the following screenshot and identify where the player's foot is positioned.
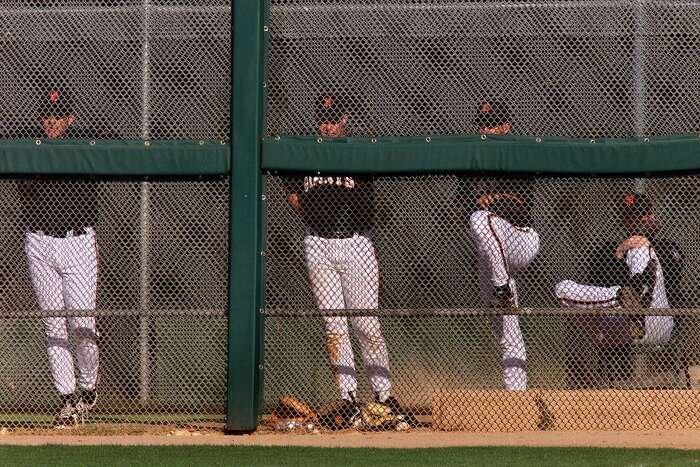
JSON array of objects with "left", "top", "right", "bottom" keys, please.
[
  {"left": 74, "top": 389, "right": 97, "bottom": 424},
  {"left": 317, "top": 397, "right": 361, "bottom": 430},
  {"left": 53, "top": 394, "right": 78, "bottom": 429},
  {"left": 378, "top": 395, "right": 420, "bottom": 428},
  {"left": 491, "top": 284, "right": 515, "bottom": 309}
]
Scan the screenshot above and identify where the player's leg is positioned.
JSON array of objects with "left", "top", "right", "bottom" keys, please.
[
  {"left": 625, "top": 247, "right": 674, "bottom": 344},
  {"left": 343, "top": 234, "right": 417, "bottom": 425},
  {"left": 61, "top": 231, "right": 99, "bottom": 417},
  {"left": 342, "top": 234, "right": 390, "bottom": 399},
  {"left": 642, "top": 316, "right": 674, "bottom": 344},
  {"left": 470, "top": 211, "right": 539, "bottom": 302},
  {"left": 25, "top": 234, "right": 78, "bottom": 427},
  {"left": 25, "top": 234, "right": 76, "bottom": 394},
  {"left": 472, "top": 216, "right": 531, "bottom": 391},
  {"left": 555, "top": 279, "right": 619, "bottom": 308},
  {"left": 304, "top": 234, "right": 358, "bottom": 401},
  {"left": 490, "top": 277, "right": 527, "bottom": 391},
  {"left": 476, "top": 252, "right": 527, "bottom": 390},
  {"left": 469, "top": 210, "right": 510, "bottom": 288}
]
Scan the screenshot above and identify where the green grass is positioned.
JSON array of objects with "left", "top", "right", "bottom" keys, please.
[{"left": 1, "top": 446, "right": 700, "bottom": 467}]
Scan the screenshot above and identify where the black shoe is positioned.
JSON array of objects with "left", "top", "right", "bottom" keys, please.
[
  {"left": 378, "top": 395, "right": 420, "bottom": 428},
  {"left": 317, "top": 398, "right": 361, "bottom": 430},
  {"left": 491, "top": 284, "right": 515, "bottom": 309},
  {"left": 54, "top": 394, "right": 78, "bottom": 429},
  {"left": 74, "top": 389, "right": 97, "bottom": 423},
  {"left": 81, "top": 389, "right": 97, "bottom": 409}
]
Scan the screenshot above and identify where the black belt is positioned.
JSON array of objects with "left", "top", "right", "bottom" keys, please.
[
  {"left": 30, "top": 227, "right": 90, "bottom": 238},
  {"left": 311, "top": 229, "right": 358, "bottom": 239}
]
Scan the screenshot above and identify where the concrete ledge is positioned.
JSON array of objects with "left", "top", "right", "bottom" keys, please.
[{"left": 433, "top": 389, "right": 700, "bottom": 431}]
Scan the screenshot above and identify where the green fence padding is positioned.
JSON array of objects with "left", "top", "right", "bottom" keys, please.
[
  {"left": 263, "top": 134, "right": 700, "bottom": 175},
  {"left": 0, "top": 140, "right": 230, "bottom": 175}
]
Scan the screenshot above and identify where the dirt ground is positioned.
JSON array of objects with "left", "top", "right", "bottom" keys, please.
[{"left": 2, "top": 428, "right": 700, "bottom": 449}]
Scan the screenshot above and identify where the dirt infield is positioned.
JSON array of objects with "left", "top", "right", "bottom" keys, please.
[{"left": 2, "top": 429, "right": 700, "bottom": 449}]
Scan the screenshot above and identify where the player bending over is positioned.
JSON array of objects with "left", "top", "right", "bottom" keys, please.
[
  {"left": 285, "top": 94, "right": 417, "bottom": 428},
  {"left": 555, "top": 193, "right": 674, "bottom": 345},
  {"left": 468, "top": 100, "right": 539, "bottom": 391}
]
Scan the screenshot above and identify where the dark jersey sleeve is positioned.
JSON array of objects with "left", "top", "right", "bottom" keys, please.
[
  {"left": 652, "top": 238, "right": 686, "bottom": 307},
  {"left": 585, "top": 240, "right": 628, "bottom": 287},
  {"left": 457, "top": 176, "right": 534, "bottom": 227}
]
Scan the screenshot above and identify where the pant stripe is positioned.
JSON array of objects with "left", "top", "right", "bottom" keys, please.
[
  {"left": 487, "top": 213, "right": 511, "bottom": 283},
  {"left": 91, "top": 233, "right": 100, "bottom": 388}
]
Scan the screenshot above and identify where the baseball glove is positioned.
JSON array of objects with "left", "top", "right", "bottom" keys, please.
[
  {"left": 360, "top": 402, "right": 400, "bottom": 431},
  {"left": 269, "top": 395, "right": 317, "bottom": 425},
  {"left": 316, "top": 399, "right": 361, "bottom": 430}
]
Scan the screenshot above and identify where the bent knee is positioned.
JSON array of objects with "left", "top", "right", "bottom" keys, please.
[
  {"left": 469, "top": 210, "right": 490, "bottom": 231},
  {"left": 555, "top": 280, "right": 576, "bottom": 300}
]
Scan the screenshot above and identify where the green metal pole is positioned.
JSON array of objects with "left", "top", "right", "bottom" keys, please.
[{"left": 227, "top": 0, "right": 266, "bottom": 432}]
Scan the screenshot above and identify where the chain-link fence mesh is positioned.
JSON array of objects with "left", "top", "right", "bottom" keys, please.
[
  {"left": 0, "top": 1, "right": 230, "bottom": 141},
  {"left": 265, "top": 0, "right": 700, "bottom": 138},
  {"left": 264, "top": 173, "right": 700, "bottom": 431},
  {"left": 0, "top": 177, "right": 229, "bottom": 429}
]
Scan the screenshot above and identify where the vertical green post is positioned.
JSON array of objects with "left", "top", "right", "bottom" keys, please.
[{"left": 227, "top": 0, "right": 266, "bottom": 432}]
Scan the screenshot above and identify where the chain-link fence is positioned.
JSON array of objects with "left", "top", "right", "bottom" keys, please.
[
  {"left": 266, "top": 0, "right": 700, "bottom": 139},
  {"left": 264, "top": 174, "right": 700, "bottom": 431},
  {"left": 0, "top": 1, "right": 230, "bottom": 141},
  {"left": 0, "top": 178, "right": 229, "bottom": 429}
]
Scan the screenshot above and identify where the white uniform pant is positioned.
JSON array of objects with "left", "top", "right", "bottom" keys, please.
[
  {"left": 25, "top": 229, "right": 100, "bottom": 396},
  {"left": 470, "top": 210, "right": 540, "bottom": 391},
  {"left": 555, "top": 280, "right": 674, "bottom": 345},
  {"left": 304, "top": 233, "right": 391, "bottom": 400}
]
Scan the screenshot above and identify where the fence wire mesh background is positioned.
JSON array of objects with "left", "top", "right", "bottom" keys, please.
[
  {"left": 264, "top": 174, "right": 700, "bottom": 431},
  {"left": 265, "top": 0, "right": 700, "bottom": 138},
  {"left": 0, "top": 1, "right": 230, "bottom": 141},
  {"left": 0, "top": 178, "right": 229, "bottom": 429}
]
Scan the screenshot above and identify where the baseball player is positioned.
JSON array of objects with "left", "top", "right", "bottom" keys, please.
[
  {"left": 284, "top": 93, "right": 417, "bottom": 428},
  {"left": 555, "top": 193, "right": 674, "bottom": 346},
  {"left": 564, "top": 194, "right": 685, "bottom": 388},
  {"left": 20, "top": 86, "right": 100, "bottom": 428},
  {"left": 467, "top": 100, "right": 539, "bottom": 391}
]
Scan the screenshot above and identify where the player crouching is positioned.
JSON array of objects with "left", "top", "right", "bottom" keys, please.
[{"left": 555, "top": 193, "right": 674, "bottom": 345}]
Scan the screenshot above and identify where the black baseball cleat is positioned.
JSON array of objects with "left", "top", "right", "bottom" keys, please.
[
  {"left": 81, "top": 389, "right": 97, "bottom": 409},
  {"left": 74, "top": 389, "right": 98, "bottom": 424},
  {"left": 378, "top": 395, "right": 420, "bottom": 428},
  {"left": 317, "top": 397, "right": 361, "bottom": 430},
  {"left": 53, "top": 394, "right": 78, "bottom": 429},
  {"left": 491, "top": 284, "right": 515, "bottom": 309}
]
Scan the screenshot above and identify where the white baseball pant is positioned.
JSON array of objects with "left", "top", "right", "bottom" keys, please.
[
  {"left": 555, "top": 246, "right": 673, "bottom": 345},
  {"left": 470, "top": 210, "right": 540, "bottom": 391},
  {"left": 25, "top": 228, "right": 100, "bottom": 396},
  {"left": 304, "top": 232, "right": 391, "bottom": 401}
]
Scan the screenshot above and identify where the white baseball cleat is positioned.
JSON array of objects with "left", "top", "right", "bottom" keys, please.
[
  {"left": 53, "top": 397, "right": 79, "bottom": 429},
  {"left": 74, "top": 390, "right": 97, "bottom": 424}
]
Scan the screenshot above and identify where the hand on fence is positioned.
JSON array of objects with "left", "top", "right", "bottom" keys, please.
[
  {"left": 288, "top": 192, "right": 302, "bottom": 212},
  {"left": 319, "top": 115, "right": 348, "bottom": 138}
]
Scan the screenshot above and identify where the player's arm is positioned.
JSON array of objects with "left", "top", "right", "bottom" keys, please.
[
  {"left": 284, "top": 176, "right": 304, "bottom": 213},
  {"left": 478, "top": 192, "right": 525, "bottom": 210},
  {"left": 479, "top": 192, "right": 527, "bottom": 226},
  {"left": 624, "top": 246, "right": 657, "bottom": 308}
]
